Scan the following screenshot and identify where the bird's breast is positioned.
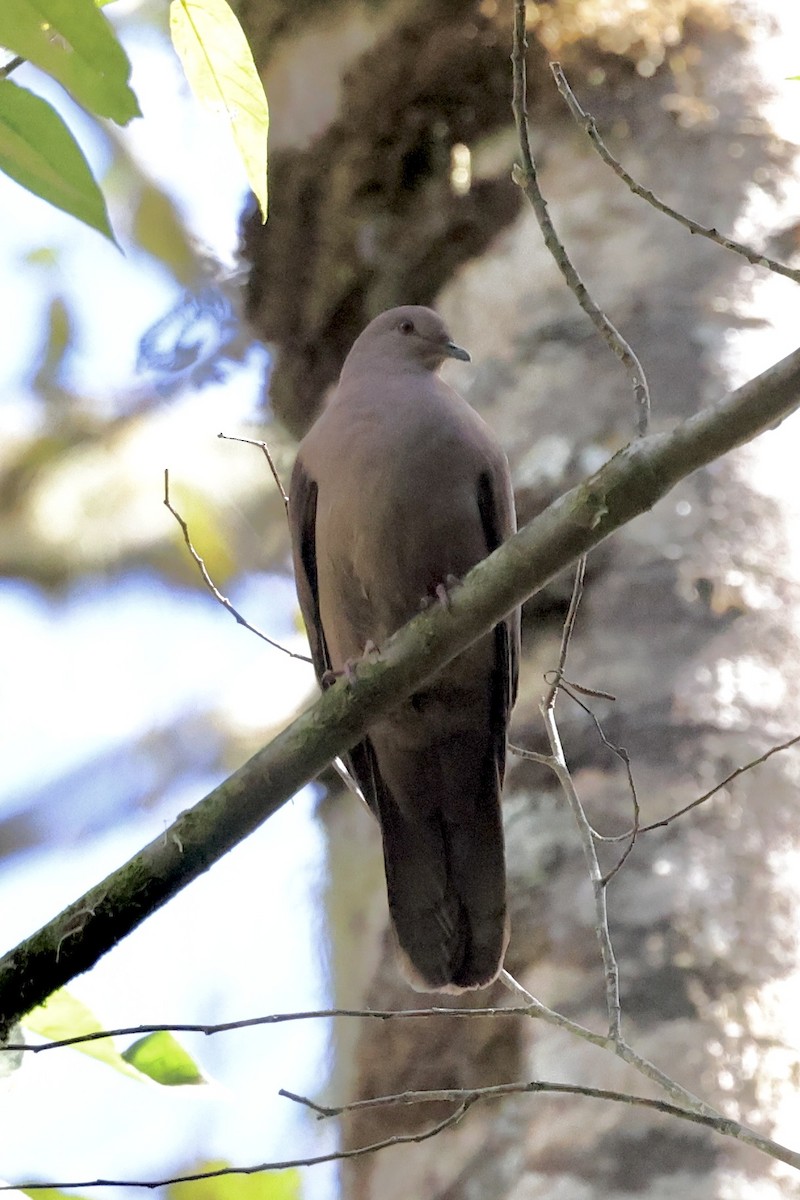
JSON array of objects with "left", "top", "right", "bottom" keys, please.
[{"left": 314, "top": 434, "right": 486, "bottom": 655}]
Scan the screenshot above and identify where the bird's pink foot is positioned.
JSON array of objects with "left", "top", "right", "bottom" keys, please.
[
  {"left": 420, "top": 575, "right": 460, "bottom": 612},
  {"left": 321, "top": 640, "right": 380, "bottom": 687}
]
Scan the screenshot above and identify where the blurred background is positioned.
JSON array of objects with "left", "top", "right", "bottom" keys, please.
[{"left": 4, "top": 1, "right": 800, "bottom": 1198}]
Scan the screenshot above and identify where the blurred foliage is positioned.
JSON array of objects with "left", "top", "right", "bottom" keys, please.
[
  {"left": 168, "top": 1164, "right": 302, "bottom": 1200},
  {"left": 122, "top": 1030, "right": 206, "bottom": 1085},
  {"left": 21, "top": 1190, "right": 94, "bottom": 1200},
  {"left": 24, "top": 992, "right": 206, "bottom": 1086},
  {"left": 24, "top": 989, "right": 152, "bottom": 1081}
]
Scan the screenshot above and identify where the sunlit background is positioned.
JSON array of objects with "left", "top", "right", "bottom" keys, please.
[{"left": 1, "top": 1, "right": 334, "bottom": 1195}]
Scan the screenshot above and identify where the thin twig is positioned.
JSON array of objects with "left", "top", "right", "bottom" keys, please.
[
  {"left": 544, "top": 556, "right": 586, "bottom": 707},
  {"left": 546, "top": 673, "right": 617, "bottom": 702},
  {"left": 3, "top": 1105, "right": 471, "bottom": 1191},
  {"left": 281, "top": 1078, "right": 725, "bottom": 1127},
  {"left": 504, "top": 972, "right": 716, "bottom": 1119},
  {"left": 2, "top": 1002, "right": 606, "bottom": 1056},
  {"left": 639, "top": 731, "right": 800, "bottom": 832},
  {"left": 163, "top": 468, "right": 311, "bottom": 662},
  {"left": 218, "top": 431, "right": 289, "bottom": 512},
  {"left": 550, "top": 61, "right": 800, "bottom": 287},
  {"left": 511, "top": 1, "right": 651, "bottom": 435},
  {"left": 10, "top": 1064, "right": 800, "bottom": 1192},
  {"left": 540, "top": 702, "right": 623, "bottom": 1041},
  {"left": 279, "top": 1078, "right": 800, "bottom": 1171},
  {"left": 557, "top": 680, "right": 641, "bottom": 879},
  {"left": 8, "top": 993, "right": 800, "bottom": 1177},
  {"left": 0, "top": 55, "right": 23, "bottom": 80}
]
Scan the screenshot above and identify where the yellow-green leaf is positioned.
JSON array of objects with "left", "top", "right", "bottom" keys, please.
[
  {"left": 21, "top": 1190, "right": 94, "bottom": 1200},
  {"left": 22, "top": 989, "right": 144, "bottom": 1081},
  {"left": 0, "top": 80, "right": 115, "bottom": 241},
  {"left": 168, "top": 1163, "right": 301, "bottom": 1200},
  {"left": 169, "top": 0, "right": 268, "bottom": 221},
  {"left": 122, "top": 1030, "right": 206, "bottom": 1086},
  {"left": 0, "top": 0, "right": 140, "bottom": 125}
]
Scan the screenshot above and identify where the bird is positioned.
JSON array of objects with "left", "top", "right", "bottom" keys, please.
[{"left": 289, "top": 305, "right": 519, "bottom": 992}]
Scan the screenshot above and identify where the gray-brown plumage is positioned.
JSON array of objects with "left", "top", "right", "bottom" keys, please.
[{"left": 289, "top": 306, "right": 519, "bottom": 992}]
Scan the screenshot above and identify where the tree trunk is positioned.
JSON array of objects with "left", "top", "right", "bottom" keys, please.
[{"left": 241, "top": 2, "right": 800, "bottom": 1196}]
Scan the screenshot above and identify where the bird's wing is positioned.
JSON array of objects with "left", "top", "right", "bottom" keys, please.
[
  {"left": 477, "top": 465, "right": 520, "bottom": 754},
  {"left": 288, "top": 456, "right": 331, "bottom": 683},
  {"left": 289, "top": 454, "right": 379, "bottom": 811}
]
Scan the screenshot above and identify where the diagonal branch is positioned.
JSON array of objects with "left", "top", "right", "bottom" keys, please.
[
  {"left": 551, "top": 62, "right": 800, "bottom": 286},
  {"left": 1, "top": 343, "right": 800, "bottom": 1033}
]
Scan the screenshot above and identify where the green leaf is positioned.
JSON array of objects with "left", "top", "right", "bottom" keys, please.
[
  {"left": 168, "top": 1163, "right": 301, "bottom": 1200},
  {"left": 22, "top": 989, "right": 144, "bottom": 1081},
  {"left": 0, "top": 0, "right": 140, "bottom": 124},
  {"left": 0, "top": 79, "right": 115, "bottom": 240},
  {"left": 122, "top": 1031, "right": 206, "bottom": 1086},
  {"left": 169, "top": 0, "right": 268, "bottom": 221}
]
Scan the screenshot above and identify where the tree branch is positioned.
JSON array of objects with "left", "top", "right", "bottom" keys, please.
[
  {"left": 162, "top": 467, "right": 310, "bottom": 661},
  {"left": 511, "top": 0, "right": 651, "bottom": 434},
  {"left": 550, "top": 61, "right": 800, "bottom": 286},
  {"left": 1, "top": 344, "right": 800, "bottom": 1033}
]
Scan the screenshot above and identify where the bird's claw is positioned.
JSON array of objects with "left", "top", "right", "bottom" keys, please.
[
  {"left": 321, "top": 640, "right": 380, "bottom": 688},
  {"left": 420, "top": 575, "right": 460, "bottom": 612}
]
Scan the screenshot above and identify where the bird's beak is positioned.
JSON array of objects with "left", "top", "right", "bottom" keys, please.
[{"left": 444, "top": 340, "right": 471, "bottom": 363}]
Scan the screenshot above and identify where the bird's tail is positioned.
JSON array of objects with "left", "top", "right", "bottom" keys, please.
[{"left": 359, "top": 737, "right": 508, "bottom": 992}]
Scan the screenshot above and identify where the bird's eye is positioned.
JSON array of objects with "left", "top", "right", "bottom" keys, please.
[{"left": 399, "top": 320, "right": 415, "bottom": 335}]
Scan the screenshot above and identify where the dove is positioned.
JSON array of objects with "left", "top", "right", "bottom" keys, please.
[{"left": 289, "top": 305, "right": 518, "bottom": 991}]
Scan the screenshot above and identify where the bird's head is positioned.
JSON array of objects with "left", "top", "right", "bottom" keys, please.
[{"left": 343, "top": 306, "right": 471, "bottom": 375}]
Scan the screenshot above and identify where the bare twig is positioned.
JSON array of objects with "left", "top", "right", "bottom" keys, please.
[
  {"left": 639, "top": 731, "right": 800, "bottom": 832},
  {"left": 163, "top": 468, "right": 311, "bottom": 662},
  {"left": 540, "top": 701, "right": 623, "bottom": 1040},
  {"left": 2, "top": 1002, "right": 606, "bottom": 1056},
  {"left": 551, "top": 62, "right": 800, "bottom": 287},
  {"left": 218, "top": 431, "right": 289, "bottom": 512},
  {"left": 8, "top": 987, "right": 800, "bottom": 1179},
  {"left": 511, "top": 1, "right": 650, "bottom": 434},
  {"left": 547, "top": 674, "right": 617, "bottom": 702},
  {"left": 281, "top": 1078, "right": 725, "bottom": 1128},
  {"left": 280, "top": 1078, "right": 800, "bottom": 1171},
  {"left": 3, "top": 1104, "right": 471, "bottom": 1191},
  {"left": 557, "top": 680, "right": 641, "bottom": 880},
  {"left": 8, "top": 1066, "right": 800, "bottom": 1193},
  {"left": 10, "top": 1061, "right": 800, "bottom": 1192},
  {"left": 543, "top": 556, "right": 586, "bottom": 707},
  {"left": 0, "top": 55, "right": 23, "bottom": 80},
  {"left": 503, "top": 971, "right": 717, "bottom": 1120}
]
